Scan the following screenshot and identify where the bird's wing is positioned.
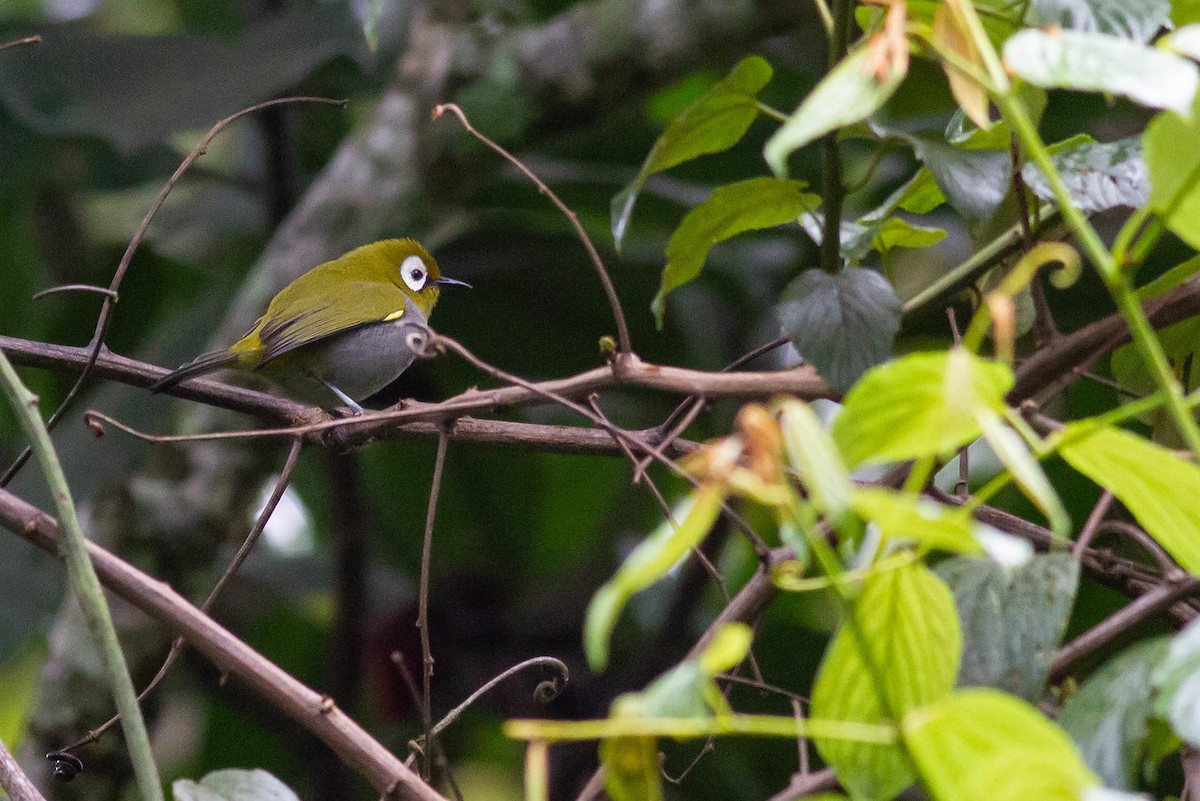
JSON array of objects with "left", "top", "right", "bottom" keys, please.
[{"left": 253, "top": 282, "right": 416, "bottom": 366}]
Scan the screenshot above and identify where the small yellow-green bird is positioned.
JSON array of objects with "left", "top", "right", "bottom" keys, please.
[{"left": 151, "top": 239, "right": 469, "bottom": 411}]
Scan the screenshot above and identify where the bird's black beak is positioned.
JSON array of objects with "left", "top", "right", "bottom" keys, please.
[{"left": 435, "top": 276, "right": 472, "bottom": 289}]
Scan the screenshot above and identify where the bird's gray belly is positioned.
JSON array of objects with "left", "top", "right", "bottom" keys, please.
[{"left": 281, "top": 309, "right": 429, "bottom": 406}]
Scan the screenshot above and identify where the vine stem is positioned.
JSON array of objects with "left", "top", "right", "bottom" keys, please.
[
  {"left": 0, "top": 351, "right": 164, "bottom": 801},
  {"left": 997, "top": 99, "right": 1200, "bottom": 458},
  {"left": 943, "top": 0, "right": 1200, "bottom": 458}
]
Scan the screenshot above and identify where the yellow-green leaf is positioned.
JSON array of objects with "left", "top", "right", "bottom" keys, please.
[
  {"left": 653, "top": 177, "right": 820, "bottom": 326},
  {"left": 812, "top": 559, "right": 961, "bottom": 800},
  {"left": 612, "top": 56, "right": 773, "bottom": 251},
  {"left": 903, "top": 689, "right": 1098, "bottom": 801},
  {"left": 1059, "top": 423, "right": 1200, "bottom": 574},
  {"left": 832, "top": 349, "right": 1014, "bottom": 468}
]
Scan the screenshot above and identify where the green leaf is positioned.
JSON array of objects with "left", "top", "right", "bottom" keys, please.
[
  {"left": 0, "top": 7, "right": 364, "bottom": 154},
  {"left": 812, "top": 559, "right": 960, "bottom": 800},
  {"left": 909, "top": 138, "right": 1011, "bottom": 232},
  {"left": 978, "top": 415, "right": 1070, "bottom": 537},
  {"left": 1152, "top": 617, "right": 1200, "bottom": 746},
  {"left": 698, "top": 623, "right": 754, "bottom": 676},
  {"left": 849, "top": 488, "right": 1034, "bottom": 561},
  {"left": 362, "top": 0, "right": 386, "bottom": 50},
  {"left": 612, "top": 56, "right": 774, "bottom": 251},
  {"left": 1059, "top": 423, "right": 1200, "bottom": 574},
  {"left": 776, "top": 268, "right": 902, "bottom": 393},
  {"left": 765, "top": 46, "right": 907, "bottom": 176},
  {"left": 173, "top": 769, "right": 301, "bottom": 801},
  {"left": 869, "top": 217, "right": 947, "bottom": 254},
  {"left": 1059, "top": 637, "right": 1170, "bottom": 788},
  {"left": 903, "top": 689, "right": 1098, "bottom": 801},
  {"left": 1027, "top": 0, "right": 1172, "bottom": 41},
  {"left": 584, "top": 486, "right": 725, "bottom": 670},
  {"left": 1002, "top": 29, "right": 1199, "bottom": 114},
  {"left": 778, "top": 400, "right": 856, "bottom": 536},
  {"left": 1021, "top": 136, "right": 1148, "bottom": 213},
  {"left": 653, "top": 177, "right": 820, "bottom": 326},
  {"left": 832, "top": 349, "right": 1014, "bottom": 468},
  {"left": 894, "top": 169, "right": 947, "bottom": 215},
  {"left": 935, "top": 554, "right": 1080, "bottom": 702},
  {"left": 801, "top": 213, "right": 946, "bottom": 263},
  {"left": 1144, "top": 94, "right": 1200, "bottom": 250},
  {"left": 600, "top": 730, "right": 663, "bottom": 801}
]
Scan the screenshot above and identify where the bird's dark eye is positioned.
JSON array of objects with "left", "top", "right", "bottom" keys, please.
[{"left": 400, "top": 255, "right": 429, "bottom": 291}]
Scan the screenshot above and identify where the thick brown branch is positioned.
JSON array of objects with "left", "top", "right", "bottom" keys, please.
[{"left": 0, "top": 488, "right": 446, "bottom": 801}]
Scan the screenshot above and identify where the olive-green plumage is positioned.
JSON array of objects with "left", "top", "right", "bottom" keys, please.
[{"left": 151, "top": 239, "right": 467, "bottom": 409}]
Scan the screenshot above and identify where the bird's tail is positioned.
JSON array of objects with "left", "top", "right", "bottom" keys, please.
[{"left": 150, "top": 350, "right": 239, "bottom": 394}]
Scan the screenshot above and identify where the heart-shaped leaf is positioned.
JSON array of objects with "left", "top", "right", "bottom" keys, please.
[
  {"left": 1022, "top": 136, "right": 1147, "bottom": 213},
  {"left": 776, "top": 268, "right": 901, "bottom": 393}
]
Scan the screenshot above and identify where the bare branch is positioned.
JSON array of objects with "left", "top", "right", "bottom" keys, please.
[
  {"left": 0, "top": 734, "right": 46, "bottom": 801},
  {"left": 0, "top": 488, "right": 447, "bottom": 801}
]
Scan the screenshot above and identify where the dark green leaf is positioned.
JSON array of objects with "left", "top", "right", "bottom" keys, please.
[
  {"left": 832, "top": 350, "right": 1014, "bottom": 468},
  {"left": 0, "top": 8, "right": 364, "bottom": 154},
  {"left": 909, "top": 138, "right": 1011, "bottom": 232},
  {"left": 1144, "top": 94, "right": 1200, "bottom": 250},
  {"left": 654, "top": 177, "right": 819, "bottom": 326},
  {"left": 1027, "top": 0, "right": 1171, "bottom": 41},
  {"left": 612, "top": 56, "right": 773, "bottom": 251},
  {"left": 1022, "top": 136, "right": 1148, "bottom": 213},
  {"left": 173, "top": 769, "right": 301, "bottom": 801},
  {"left": 903, "top": 689, "right": 1098, "bottom": 801},
  {"left": 1002, "top": 29, "right": 1199, "bottom": 114},
  {"left": 935, "top": 554, "right": 1080, "bottom": 702},
  {"left": 1059, "top": 423, "right": 1200, "bottom": 574},
  {"left": 765, "top": 46, "right": 906, "bottom": 176},
  {"left": 1152, "top": 617, "right": 1200, "bottom": 746},
  {"left": 812, "top": 558, "right": 960, "bottom": 801},
  {"left": 1059, "top": 637, "right": 1170, "bottom": 788},
  {"left": 776, "top": 268, "right": 901, "bottom": 393}
]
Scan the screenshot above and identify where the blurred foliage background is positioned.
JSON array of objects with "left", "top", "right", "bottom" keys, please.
[{"left": 0, "top": 0, "right": 1186, "bottom": 798}]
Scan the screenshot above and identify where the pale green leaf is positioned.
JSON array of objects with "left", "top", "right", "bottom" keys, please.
[
  {"left": 1144, "top": 94, "right": 1200, "bottom": 250},
  {"left": 1021, "top": 136, "right": 1148, "bottom": 213},
  {"left": 832, "top": 349, "right": 1014, "bottom": 468},
  {"left": 1027, "top": 0, "right": 1171, "bottom": 41},
  {"left": 849, "top": 488, "right": 984, "bottom": 555},
  {"left": 601, "top": 733, "right": 663, "bottom": 801},
  {"left": 1002, "top": 29, "right": 1199, "bottom": 114},
  {"left": 765, "top": 46, "right": 906, "bottom": 175},
  {"left": 173, "top": 769, "right": 301, "bottom": 801},
  {"left": 584, "top": 487, "right": 725, "bottom": 670},
  {"left": 1152, "top": 616, "right": 1200, "bottom": 746},
  {"left": 1059, "top": 637, "right": 1170, "bottom": 788},
  {"left": 653, "top": 177, "right": 820, "bottom": 326},
  {"left": 812, "top": 559, "right": 960, "bottom": 800},
  {"left": 778, "top": 399, "right": 855, "bottom": 535},
  {"left": 613, "top": 56, "right": 773, "bottom": 251},
  {"left": 979, "top": 415, "right": 1070, "bottom": 537},
  {"left": 936, "top": 554, "right": 1080, "bottom": 702},
  {"left": 1059, "top": 423, "right": 1200, "bottom": 574},
  {"left": 698, "top": 623, "right": 754, "bottom": 676},
  {"left": 903, "top": 689, "right": 1098, "bottom": 801}
]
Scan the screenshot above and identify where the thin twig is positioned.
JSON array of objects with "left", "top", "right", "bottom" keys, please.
[
  {"left": 415, "top": 657, "right": 569, "bottom": 755},
  {"left": 433, "top": 103, "right": 632, "bottom": 355},
  {"left": 1050, "top": 572, "right": 1200, "bottom": 681},
  {"left": 0, "top": 96, "right": 345, "bottom": 488},
  {"left": 0, "top": 35, "right": 40, "bottom": 50},
  {"left": 57, "top": 438, "right": 305, "bottom": 754},
  {"left": 1071, "top": 490, "right": 1113, "bottom": 557},
  {"left": 418, "top": 431, "right": 450, "bottom": 780},
  {"left": 0, "top": 352, "right": 163, "bottom": 801},
  {"left": 31, "top": 284, "right": 120, "bottom": 302}
]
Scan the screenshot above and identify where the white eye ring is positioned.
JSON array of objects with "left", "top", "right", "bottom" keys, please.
[{"left": 401, "top": 254, "right": 428, "bottom": 292}]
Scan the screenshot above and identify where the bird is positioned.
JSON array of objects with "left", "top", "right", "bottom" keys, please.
[{"left": 150, "top": 238, "right": 469, "bottom": 411}]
